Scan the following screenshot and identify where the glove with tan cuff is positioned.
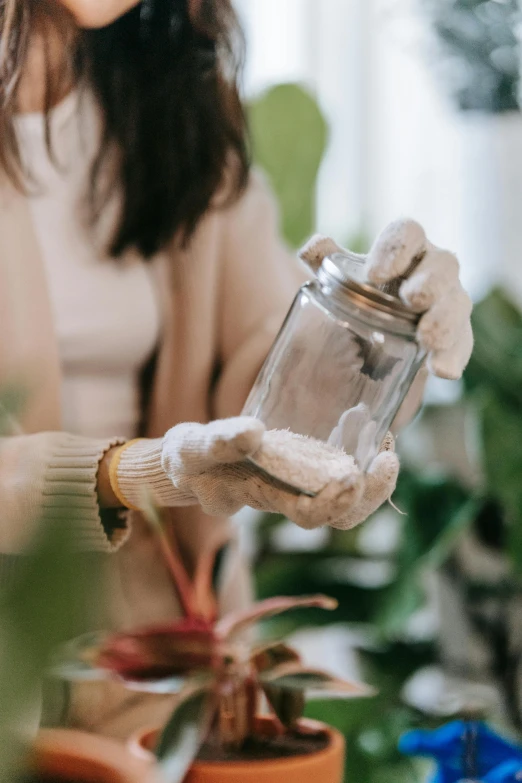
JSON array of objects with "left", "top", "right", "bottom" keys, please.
[{"left": 109, "top": 417, "right": 399, "bottom": 531}]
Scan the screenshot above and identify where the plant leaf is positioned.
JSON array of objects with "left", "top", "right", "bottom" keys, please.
[
  {"left": 140, "top": 489, "right": 197, "bottom": 619},
  {"left": 479, "top": 390, "right": 522, "bottom": 573},
  {"left": 262, "top": 683, "right": 306, "bottom": 727},
  {"left": 50, "top": 631, "right": 109, "bottom": 681},
  {"left": 465, "top": 288, "right": 522, "bottom": 404},
  {"left": 155, "top": 680, "right": 215, "bottom": 783},
  {"left": 375, "top": 470, "right": 474, "bottom": 637},
  {"left": 250, "top": 642, "right": 301, "bottom": 674},
  {"left": 260, "top": 663, "right": 375, "bottom": 697},
  {"left": 96, "top": 619, "right": 217, "bottom": 680},
  {"left": 50, "top": 660, "right": 110, "bottom": 682},
  {"left": 0, "top": 486, "right": 104, "bottom": 781},
  {"left": 216, "top": 595, "right": 338, "bottom": 640},
  {"left": 249, "top": 83, "right": 328, "bottom": 248},
  {"left": 124, "top": 676, "right": 187, "bottom": 694},
  {"left": 0, "top": 384, "right": 28, "bottom": 436}
]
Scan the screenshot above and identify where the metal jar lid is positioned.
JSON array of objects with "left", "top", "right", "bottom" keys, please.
[{"left": 317, "top": 251, "right": 420, "bottom": 326}]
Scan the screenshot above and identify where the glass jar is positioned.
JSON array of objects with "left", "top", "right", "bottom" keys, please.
[{"left": 243, "top": 251, "right": 426, "bottom": 482}]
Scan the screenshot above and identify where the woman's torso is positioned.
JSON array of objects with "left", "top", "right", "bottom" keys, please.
[{"left": 14, "top": 89, "right": 161, "bottom": 440}]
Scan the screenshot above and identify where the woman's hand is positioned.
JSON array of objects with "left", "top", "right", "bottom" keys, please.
[
  {"left": 300, "top": 220, "right": 473, "bottom": 381},
  {"left": 112, "top": 418, "right": 399, "bottom": 531}
]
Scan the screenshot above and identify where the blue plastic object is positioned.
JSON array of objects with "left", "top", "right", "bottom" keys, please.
[
  {"left": 483, "top": 760, "right": 522, "bottom": 782},
  {"left": 398, "top": 721, "right": 522, "bottom": 782}
]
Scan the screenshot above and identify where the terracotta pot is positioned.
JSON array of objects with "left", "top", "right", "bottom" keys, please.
[
  {"left": 128, "top": 716, "right": 345, "bottom": 783},
  {"left": 31, "top": 729, "right": 155, "bottom": 783}
]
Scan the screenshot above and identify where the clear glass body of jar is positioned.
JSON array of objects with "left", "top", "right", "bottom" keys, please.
[{"left": 242, "top": 252, "right": 426, "bottom": 480}]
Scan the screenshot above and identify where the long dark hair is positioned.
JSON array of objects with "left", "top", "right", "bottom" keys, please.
[{"left": 0, "top": 0, "right": 250, "bottom": 257}]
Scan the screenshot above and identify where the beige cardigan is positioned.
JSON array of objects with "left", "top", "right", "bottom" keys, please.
[{"left": 0, "top": 171, "right": 308, "bottom": 737}]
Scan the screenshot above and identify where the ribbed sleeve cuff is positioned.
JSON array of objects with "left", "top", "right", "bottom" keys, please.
[
  {"left": 116, "top": 438, "right": 181, "bottom": 510},
  {"left": 41, "top": 434, "right": 129, "bottom": 553}
]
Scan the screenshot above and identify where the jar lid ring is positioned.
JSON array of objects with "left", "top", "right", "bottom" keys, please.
[{"left": 319, "top": 252, "right": 421, "bottom": 325}]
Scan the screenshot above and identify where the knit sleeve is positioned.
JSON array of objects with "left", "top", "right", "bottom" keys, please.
[{"left": 0, "top": 432, "right": 129, "bottom": 557}]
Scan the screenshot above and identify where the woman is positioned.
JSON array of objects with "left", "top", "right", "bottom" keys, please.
[{"left": 0, "top": 0, "right": 472, "bottom": 738}]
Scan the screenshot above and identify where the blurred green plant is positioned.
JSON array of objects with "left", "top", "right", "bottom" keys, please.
[
  {"left": 421, "top": 0, "right": 520, "bottom": 112},
  {"left": 345, "top": 229, "right": 371, "bottom": 255},
  {"left": 305, "top": 666, "right": 433, "bottom": 783},
  {"left": 0, "top": 389, "right": 101, "bottom": 781},
  {"left": 249, "top": 83, "right": 328, "bottom": 248},
  {"left": 463, "top": 288, "right": 522, "bottom": 573},
  {"left": 0, "top": 386, "right": 27, "bottom": 436}
]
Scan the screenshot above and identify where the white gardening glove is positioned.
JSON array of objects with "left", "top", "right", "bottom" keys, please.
[
  {"left": 113, "top": 418, "right": 399, "bottom": 531},
  {"left": 300, "top": 220, "right": 473, "bottom": 380}
]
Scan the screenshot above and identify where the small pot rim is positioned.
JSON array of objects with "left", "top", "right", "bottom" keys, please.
[
  {"left": 33, "top": 728, "right": 155, "bottom": 783},
  {"left": 128, "top": 716, "right": 344, "bottom": 771}
]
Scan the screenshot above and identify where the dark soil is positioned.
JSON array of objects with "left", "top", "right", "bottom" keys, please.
[{"left": 196, "top": 730, "right": 330, "bottom": 762}]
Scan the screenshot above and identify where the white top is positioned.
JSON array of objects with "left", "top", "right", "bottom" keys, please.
[{"left": 15, "top": 91, "right": 161, "bottom": 440}]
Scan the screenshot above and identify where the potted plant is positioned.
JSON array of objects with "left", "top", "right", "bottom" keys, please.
[{"left": 53, "top": 505, "right": 372, "bottom": 783}]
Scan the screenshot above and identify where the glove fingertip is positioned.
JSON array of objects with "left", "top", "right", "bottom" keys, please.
[
  {"left": 299, "top": 235, "right": 344, "bottom": 270},
  {"left": 427, "top": 354, "right": 462, "bottom": 381},
  {"left": 366, "top": 219, "right": 427, "bottom": 283},
  {"left": 210, "top": 418, "right": 265, "bottom": 464},
  {"left": 368, "top": 450, "right": 400, "bottom": 484}
]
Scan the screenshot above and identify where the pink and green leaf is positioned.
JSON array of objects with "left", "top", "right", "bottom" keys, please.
[
  {"left": 155, "top": 679, "right": 215, "bottom": 783},
  {"left": 262, "top": 683, "right": 306, "bottom": 728},
  {"left": 260, "top": 663, "right": 375, "bottom": 697},
  {"left": 123, "top": 676, "right": 189, "bottom": 694},
  {"left": 250, "top": 642, "right": 301, "bottom": 674},
  {"left": 51, "top": 632, "right": 110, "bottom": 682},
  {"left": 96, "top": 618, "right": 217, "bottom": 681},
  {"left": 216, "top": 595, "right": 338, "bottom": 640},
  {"left": 140, "top": 491, "right": 198, "bottom": 620}
]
